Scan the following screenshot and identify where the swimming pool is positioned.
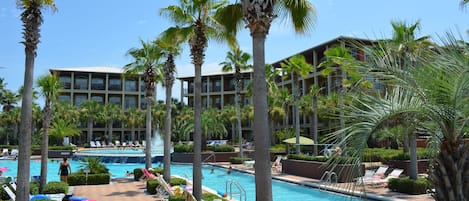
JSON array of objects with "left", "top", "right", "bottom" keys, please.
[{"left": 0, "top": 160, "right": 362, "bottom": 201}]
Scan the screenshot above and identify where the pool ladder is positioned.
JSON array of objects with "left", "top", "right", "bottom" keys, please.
[
  {"left": 318, "top": 171, "right": 337, "bottom": 190},
  {"left": 226, "top": 179, "right": 246, "bottom": 201}
]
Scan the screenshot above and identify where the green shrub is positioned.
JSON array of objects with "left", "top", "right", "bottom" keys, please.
[
  {"left": 169, "top": 178, "right": 187, "bottom": 186},
  {"left": 287, "top": 154, "right": 355, "bottom": 164},
  {"left": 68, "top": 173, "right": 111, "bottom": 186},
  {"left": 43, "top": 181, "right": 68, "bottom": 194},
  {"left": 363, "top": 148, "right": 431, "bottom": 163},
  {"left": 168, "top": 195, "right": 185, "bottom": 201},
  {"left": 30, "top": 181, "right": 40, "bottom": 195},
  {"left": 202, "top": 192, "right": 228, "bottom": 201},
  {"left": 174, "top": 144, "right": 193, "bottom": 153},
  {"left": 207, "top": 145, "right": 234, "bottom": 152},
  {"left": 77, "top": 158, "right": 109, "bottom": 174},
  {"left": 134, "top": 168, "right": 143, "bottom": 181},
  {"left": 269, "top": 144, "right": 285, "bottom": 152},
  {"left": 48, "top": 146, "right": 75, "bottom": 150},
  {"left": 152, "top": 167, "right": 164, "bottom": 175},
  {"left": 229, "top": 157, "right": 253, "bottom": 164},
  {"left": 388, "top": 177, "right": 431, "bottom": 195},
  {"left": 146, "top": 179, "right": 159, "bottom": 195}
]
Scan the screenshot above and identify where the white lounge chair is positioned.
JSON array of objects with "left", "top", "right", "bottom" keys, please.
[
  {"left": 365, "top": 168, "right": 404, "bottom": 186},
  {"left": 90, "top": 141, "right": 97, "bottom": 148},
  {"left": 271, "top": 155, "right": 283, "bottom": 172},
  {"left": 1, "top": 149, "right": 8, "bottom": 156},
  {"left": 95, "top": 141, "right": 102, "bottom": 147},
  {"left": 10, "top": 149, "right": 18, "bottom": 156}
]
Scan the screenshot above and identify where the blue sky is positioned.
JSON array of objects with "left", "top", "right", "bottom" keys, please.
[{"left": 0, "top": 0, "right": 468, "bottom": 102}]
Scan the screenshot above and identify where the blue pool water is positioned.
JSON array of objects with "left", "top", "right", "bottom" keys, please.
[
  {"left": 0, "top": 160, "right": 362, "bottom": 201},
  {"left": 79, "top": 149, "right": 165, "bottom": 155}
]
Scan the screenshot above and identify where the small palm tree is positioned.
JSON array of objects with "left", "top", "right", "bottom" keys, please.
[
  {"left": 102, "top": 103, "right": 122, "bottom": 144},
  {"left": 36, "top": 73, "right": 61, "bottom": 192},
  {"left": 80, "top": 100, "right": 103, "bottom": 143},
  {"left": 124, "top": 108, "right": 144, "bottom": 144},
  {"left": 220, "top": 45, "right": 252, "bottom": 157},
  {"left": 48, "top": 118, "right": 81, "bottom": 144}
]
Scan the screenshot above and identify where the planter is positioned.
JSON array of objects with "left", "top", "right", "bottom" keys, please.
[
  {"left": 385, "top": 159, "right": 430, "bottom": 175},
  {"left": 172, "top": 152, "right": 239, "bottom": 163},
  {"left": 31, "top": 148, "right": 74, "bottom": 158},
  {"left": 282, "top": 159, "right": 364, "bottom": 183}
]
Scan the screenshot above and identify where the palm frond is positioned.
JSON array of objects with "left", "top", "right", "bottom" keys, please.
[{"left": 275, "top": 0, "right": 316, "bottom": 34}]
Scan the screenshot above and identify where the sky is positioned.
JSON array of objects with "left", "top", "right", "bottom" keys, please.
[{"left": 0, "top": 0, "right": 468, "bottom": 102}]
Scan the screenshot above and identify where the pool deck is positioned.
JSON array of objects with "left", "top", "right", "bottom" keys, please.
[{"left": 70, "top": 163, "right": 434, "bottom": 201}]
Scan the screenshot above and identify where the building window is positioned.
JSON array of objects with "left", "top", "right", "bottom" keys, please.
[
  {"left": 140, "top": 97, "right": 147, "bottom": 109},
  {"left": 58, "top": 95, "right": 71, "bottom": 103},
  {"left": 91, "top": 77, "right": 105, "bottom": 90},
  {"left": 74, "top": 75, "right": 88, "bottom": 90},
  {"left": 109, "top": 96, "right": 121, "bottom": 105},
  {"left": 124, "top": 95, "right": 137, "bottom": 109},
  {"left": 214, "top": 80, "right": 221, "bottom": 92},
  {"left": 74, "top": 94, "right": 87, "bottom": 106},
  {"left": 109, "top": 77, "right": 122, "bottom": 91},
  {"left": 125, "top": 79, "right": 137, "bottom": 92},
  {"left": 91, "top": 95, "right": 104, "bottom": 103},
  {"left": 59, "top": 76, "right": 71, "bottom": 89},
  {"left": 140, "top": 81, "right": 146, "bottom": 92}
]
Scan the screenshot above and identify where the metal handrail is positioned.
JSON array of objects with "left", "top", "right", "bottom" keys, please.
[
  {"left": 202, "top": 153, "right": 216, "bottom": 164},
  {"left": 226, "top": 179, "right": 246, "bottom": 201}
]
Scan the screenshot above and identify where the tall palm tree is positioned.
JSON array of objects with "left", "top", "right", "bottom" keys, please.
[
  {"left": 80, "top": 100, "right": 102, "bottom": 143},
  {"left": 157, "top": 29, "right": 183, "bottom": 182},
  {"left": 160, "top": 1, "right": 230, "bottom": 199},
  {"left": 16, "top": 0, "right": 56, "bottom": 198},
  {"left": 124, "top": 39, "right": 164, "bottom": 169},
  {"left": 124, "top": 108, "right": 144, "bottom": 145},
  {"left": 220, "top": 45, "right": 252, "bottom": 157},
  {"left": 36, "top": 73, "right": 61, "bottom": 193},
  {"left": 280, "top": 55, "right": 313, "bottom": 153}
]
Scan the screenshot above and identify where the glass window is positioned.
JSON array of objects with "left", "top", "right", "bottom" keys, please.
[
  {"left": 58, "top": 95, "right": 71, "bottom": 103},
  {"left": 140, "top": 97, "right": 147, "bottom": 109},
  {"left": 124, "top": 95, "right": 137, "bottom": 109},
  {"left": 91, "top": 77, "right": 105, "bottom": 90},
  {"left": 74, "top": 75, "right": 88, "bottom": 90},
  {"left": 91, "top": 95, "right": 104, "bottom": 103},
  {"left": 109, "top": 96, "right": 121, "bottom": 105},
  {"left": 109, "top": 77, "right": 122, "bottom": 91},
  {"left": 125, "top": 79, "right": 137, "bottom": 91},
  {"left": 59, "top": 76, "right": 71, "bottom": 89},
  {"left": 74, "top": 94, "right": 87, "bottom": 106}
]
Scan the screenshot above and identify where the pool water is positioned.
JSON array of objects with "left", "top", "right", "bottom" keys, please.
[{"left": 0, "top": 160, "right": 362, "bottom": 201}]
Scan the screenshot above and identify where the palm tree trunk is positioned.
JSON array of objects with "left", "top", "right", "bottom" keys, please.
[
  {"left": 145, "top": 98, "right": 152, "bottom": 169},
  {"left": 131, "top": 127, "right": 135, "bottom": 145},
  {"left": 431, "top": 140, "right": 468, "bottom": 201},
  {"left": 292, "top": 74, "right": 300, "bottom": 154},
  {"left": 108, "top": 121, "right": 113, "bottom": 144},
  {"left": 87, "top": 120, "right": 93, "bottom": 143},
  {"left": 17, "top": 43, "right": 35, "bottom": 201},
  {"left": 40, "top": 100, "right": 51, "bottom": 193},
  {"left": 231, "top": 122, "right": 236, "bottom": 145},
  {"left": 235, "top": 81, "right": 243, "bottom": 158},
  {"left": 312, "top": 66, "right": 319, "bottom": 156},
  {"left": 252, "top": 32, "right": 272, "bottom": 201},
  {"left": 163, "top": 82, "right": 172, "bottom": 182},
  {"left": 193, "top": 62, "right": 203, "bottom": 200},
  {"left": 409, "top": 133, "right": 418, "bottom": 180}
]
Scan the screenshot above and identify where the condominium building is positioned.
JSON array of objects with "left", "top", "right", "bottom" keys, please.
[
  {"left": 178, "top": 36, "right": 377, "bottom": 141},
  {"left": 50, "top": 66, "right": 149, "bottom": 145}
]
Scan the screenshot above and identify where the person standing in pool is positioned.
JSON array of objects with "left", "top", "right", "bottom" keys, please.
[{"left": 58, "top": 157, "right": 71, "bottom": 183}]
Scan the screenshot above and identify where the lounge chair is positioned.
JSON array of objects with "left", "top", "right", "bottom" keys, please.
[
  {"left": 95, "top": 141, "right": 102, "bottom": 148},
  {"left": 140, "top": 168, "right": 156, "bottom": 180},
  {"left": 365, "top": 168, "right": 404, "bottom": 186},
  {"left": 271, "top": 155, "right": 283, "bottom": 172},
  {"left": 155, "top": 174, "right": 174, "bottom": 198},
  {"left": 2, "top": 183, "right": 56, "bottom": 201},
  {"left": 357, "top": 166, "right": 389, "bottom": 184},
  {"left": 90, "top": 141, "right": 97, "bottom": 148},
  {"left": 1, "top": 149, "right": 8, "bottom": 156},
  {"left": 10, "top": 149, "right": 18, "bottom": 156}
]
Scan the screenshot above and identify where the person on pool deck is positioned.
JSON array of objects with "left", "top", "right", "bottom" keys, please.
[{"left": 58, "top": 157, "right": 72, "bottom": 183}]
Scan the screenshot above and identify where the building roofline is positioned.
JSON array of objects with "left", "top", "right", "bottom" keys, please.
[
  {"left": 49, "top": 66, "right": 126, "bottom": 74},
  {"left": 177, "top": 68, "right": 253, "bottom": 79}
]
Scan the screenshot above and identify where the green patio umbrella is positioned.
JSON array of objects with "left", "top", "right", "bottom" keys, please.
[{"left": 283, "top": 136, "right": 315, "bottom": 145}]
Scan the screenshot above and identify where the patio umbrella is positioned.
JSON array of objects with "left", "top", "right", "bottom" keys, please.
[{"left": 283, "top": 136, "right": 315, "bottom": 145}]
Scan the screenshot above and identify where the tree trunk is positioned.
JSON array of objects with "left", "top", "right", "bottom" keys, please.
[
  {"left": 193, "top": 61, "right": 202, "bottom": 200},
  {"left": 312, "top": 65, "right": 319, "bottom": 156},
  {"left": 292, "top": 73, "right": 300, "bottom": 154},
  {"left": 40, "top": 99, "right": 51, "bottom": 193},
  {"left": 131, "top": 127, "right": 135, "bottom": 145},
  {"left": 269, "top": 117, "right": 275, "bottom": 145},
  {"left": 145, "top": 98, "right": 152, "bottom": 169},
  {"left": 231, "top": 122, "right": 236, "bottom": 146},
  {"left": 235, "top": 80, "right": 244, "bottom": 158},
  {"left": 163, "top": 82, "right": 172, "bottom": 182},
  {"left": 108, "top": 121, "right": 113, "bottom": 144},
  {"left": 408, "top": 133, "right": 418, "bottom": 180},
  {"left": 87, "top": 120, "right": 93, "bottom": 143},
  {"left": 431, "top": 139, "right": 468, "bottom": 201},
  {"left": 17, "top": 42, "right": 35, "bottom": 201},
  {"left": 252, "top": 32, "right": 272, "bottom": 201}
]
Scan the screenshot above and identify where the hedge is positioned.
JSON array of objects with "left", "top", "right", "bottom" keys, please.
[
  {"left": 202, "top": 192, "right": 228, "bottom": 201},
  {"left": 229, "top": 157, "right": 253, "bottom": 164},
  {"left": 287, "top": 154, "right": 354, "bottom": 164},
  {"left": 173, "top": 144, "right": 193, "bottom": 153},
  {"left": 43, "top": 181, "right": 68, "bottom": 194},
  {"left": 169, "top": 178, "right": 187, "bottom": 186},
  {"left": 362, "top": 148, "right": 431, "bottom": 163},
  {"left": 207, "top": 145, "right": 234, "bottom": 152},
  {"left": 388, "top": 177, "right": 431, "bottom": 195},
  {"left": 168, "top": 195, "right": 185, "bottom": 201},
  {"left": 146, "top": 179, "right": 159, "bottom": 195},
  {"left": 68, "top": 173, "right": 111, "bottom": 186}
]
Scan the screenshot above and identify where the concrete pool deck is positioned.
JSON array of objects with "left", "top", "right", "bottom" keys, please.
[{"left": 70, "top": 163, "right": 434, "bottom": 201}]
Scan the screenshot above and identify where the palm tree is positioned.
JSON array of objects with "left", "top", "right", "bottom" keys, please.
[
  {"left": 124, "top": 108, "right": 144, "bottom": 145},
  {"left": 222, "top": 105, "right": 237, "bottom": 144},
  {"left": 220, "top": 45, "right": 252, "bottom": 158},
  {"left": 48, "top": 118, "right": 81, "bottom": 145},
  {"left": 80, "top": 100, "right": 102, "bottom": 144},
  {"left": 0, "top": 89, "right": 20, "bottom": 144},
  {"left": 36, "top": 73, "right": 61, "bottom": 193},
  {"left": 160, "top": 1, "right": 231, "bottom": 199},
  {"left": 340, "top": 35, "right": 468, "bottom": 201},
  {"left": 102, "top": 103, "right": 122, "bottom": 144},
  {"left": 202, "top": 107, "right": 227, "bottom": 149},
  {"left": 157, "top": 30, "right": 183, "bottom": 182},
  {"left": 16, "top": 0, "right": 56, "bottom": 199},
  {"left": 280, "top": 55, "right": 313, "bottom": 153},
  {"left": 124, "top": 39, "right": 164, "bottom": 169}
]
